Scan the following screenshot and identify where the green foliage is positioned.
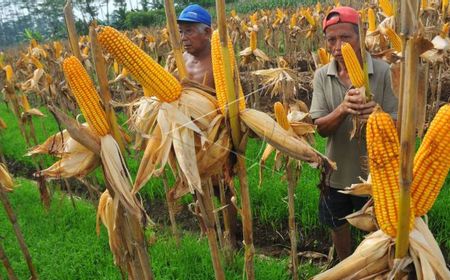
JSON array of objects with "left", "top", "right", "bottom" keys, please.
[
  {"left": 23, "top": 28, "right": 44, "bottom": 42},
  {"left": 125, "top": 9, "right": 168, "bottom": 29}
]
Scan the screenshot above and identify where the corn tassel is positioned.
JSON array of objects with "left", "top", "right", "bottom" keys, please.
[
  {"left": 274, "top": 102, "right": 290, "bottom": 130},
  {"left": 63, "top": 56, "right": 110, "bottom": 136},
  {"left": 341, "top": 43, "right": 365, "bottom": 88},
  {"left": 367, "top": 8, "right": 377, "bottom": 32},
  {"left": 367, "top": 108, "right": 414, "bottom": 237},
  {"left": 411, "top": 104, "right": 450, "bottom": 217},
  {"left": 97, "top": 26, "right": 182, "bottom": 102},
  {"left": 211, "top": 30, "right": 246, "bottom": 114},
  {"left": 318, "top": 48, "right": 330, "bottom": 65},
  {"left": 379, "top": 0, "right": 394, "bottom": 17},
  {"left": 385, "top": 27, "right": 402, "bottom": 52}
]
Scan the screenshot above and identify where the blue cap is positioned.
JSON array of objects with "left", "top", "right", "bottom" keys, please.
[{"left": 177, "top": 4, "right": 212, "bottom": 27}]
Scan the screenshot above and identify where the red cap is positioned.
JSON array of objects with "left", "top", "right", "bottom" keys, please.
[{"left": 322, "top": 7, "right": 360, "bottom": 32}]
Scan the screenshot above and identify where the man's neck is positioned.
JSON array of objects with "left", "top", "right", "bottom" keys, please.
[{"left": 189, "top": 45, "right": 211, "bottom": 60}]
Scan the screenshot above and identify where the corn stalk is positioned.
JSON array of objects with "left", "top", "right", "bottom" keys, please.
[
  {"left": 0, "top": 241, "right": 17, "bottom": 280},
  {"left": 63, "top": 0, "right": 82, "bottom": 61},
  {"left": 216, "top": 0, "right": 254, "bottom": 279},
  {"left": 286, "top": 160, "right": 299, "bottom": 280},
  {"left": 395, "top": 0, "right": 420, "bottom": 275},
  {"left": 0, "top": 189, "right": 38, "bottom": 279},
  {"left": 164, "top": 0, "right": 187, "bottom": 79}
]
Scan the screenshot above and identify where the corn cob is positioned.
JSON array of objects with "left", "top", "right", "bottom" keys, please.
[
  {"left": 443, "top": 0, "right": 449, "bottom": 15},
  {"left": 304, "top": 9, "right": 315, "bottom": 26},
  {"left": 367, "top": 108, "right": 414, "bottom": 237},
  {"left": 441, "top": 23, "right": 449, "bottom": 38},
  {"left": 384, "top": 27, "right": 402, "bottom": 52},
  {"left": 318, "top": 48, "right": 330, "bottom": 65},
  {"left": 30, "top": 56, "right": 43, "bottom": 69},
  {"left": 21, "top": 94, "right": 31, "bottom": 112},
  {"left": 421, "top": 0, "right": 428, "bottom": 10},
  {"left": 411, "top": 104, "right": 450, "bottom": 217},
  {"left": 274, "top": 102, "right": 290, "bottom": 130},
  {"left": 53, "top": 41, "right": 63, "bottom": 59},
  {"left": 379, "top": 0, "right": 394, "bottom": 17},
  {"left": 211, "top": 30, "right": 246, "bottom": 114},
  {"left": 3, "top": 65, "right": 13, "bottom": 82},
  {"left": 341, "top": 43, "right": 365, "bottom": 88},
  {"left": 63, "top": 56, "right": 110, "bottom": 136},
  {"left": 367, "top": 8, "right": 377, "bottom": 32},
  {"left": 250, "top": 31, "right": 257, "bottom": 51},
  {"left": 97, "top": 26, "right": 182, "bottom": 102},
  {"left": 315, "top": 2, "right": 322, "bottom": 13}
]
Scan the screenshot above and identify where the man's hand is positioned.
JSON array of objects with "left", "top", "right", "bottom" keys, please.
[
  {"left": 339, "top": 88, "right": 365, "bottom": 116},
  {"left": 358, "top": 101, "right": 377, "bottom": 120}
]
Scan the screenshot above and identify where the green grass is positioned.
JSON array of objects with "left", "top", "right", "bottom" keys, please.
[
  {"left": 1, "top": 100, "right": 449, "bottom": 277},
  {"left": 0, "top": 179, "right": 320, "bottom": 279}
]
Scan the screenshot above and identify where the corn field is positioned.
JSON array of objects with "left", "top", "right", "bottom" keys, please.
[{"left": 0, "top": 0, "right": 449, "bottom": 279}]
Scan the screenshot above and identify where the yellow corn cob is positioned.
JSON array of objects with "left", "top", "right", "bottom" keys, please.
[
  {"left": 367, "top": 108, "right": 414, "bottom": 237},
  {"left": 21, "top": 95, "right": 31, "bottom": 112},
  {"left": 367, "top": 8, "right": 377, "bottom": 32},
  {"left": 440, "top": 23, "right": 449, "bottom": 38},
  {"left": 250, "top": 12, "right": 258, "bottom": 26},
  {"left": 97, "top": 26, "right": 182, "bottom": 102},
  {"left": 211, "top": 30, "right": 246, "bottom": 114},
  {"left": 318, "top": 48, "right": 330, "bottom": 65},
  {"left": 53, "top": 41, "right": 63, "bottom": 59},
  {"left": 30, "top": 39, "right": 38, "bottom": 49},
  {"left": 289, "top": 14, "right": 297, "bottom": 29},
  {"left": 3, "top": 65, "right": 13, "bottom": 82},
  {"left": 63, "top": 56, "right": 110, "bottom": 136},
  {"left": 341, "top": 43, "right": 365, "bottom": 88},
  {"left": 315, "top": 2, "right": 322, "bottom": 13},
  {"left": 304, "top": 9, "right": 316, "bottom": 26},
  {"left": 82, "top": 46, "right": 90, "bottom": 56},
  {"left": 334, "top": 0, "right": 341, "bottom": 7},
  {"left": 250, "top": 31, "right": 257, "bottom": 51},
  {"left": 379, "top": 0, "right": 394, "bottom": 17},
  {"left": 274, "top": 102, "right": 290, "bottom": 130},
  {"left": 443, "top": 0, "right": 449, "bottom": 15},
  {"left": 411, "top": 104, "right": 450, "bottom": 217},
  {"left": 30, "top": 56, "right": 43, "bottom": 69},
  {"left": 421, "top": 0, "right": 428, "bottom": 10},
  {"left": 384, "top": 27, "right": 402, "bottom": 52}
]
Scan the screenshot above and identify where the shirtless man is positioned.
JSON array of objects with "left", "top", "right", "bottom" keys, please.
[
  {"left": 177, "top": 4, "right": 215, "bottom": 89},
  {"left": 177, "top": 4, "right": 238, "bottom": 248}
]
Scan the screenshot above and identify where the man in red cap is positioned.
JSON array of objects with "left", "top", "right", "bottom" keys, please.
[{"left": 310, "top": 7, "right": 398, "bottom": 262}]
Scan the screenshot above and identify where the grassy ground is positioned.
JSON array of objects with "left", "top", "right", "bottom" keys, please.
[
  {"left": 0, "top": 179, "right": 320, "bottom": 279},
  {"left": 1, "top": 100, "right": 449, "bottom": 279}
]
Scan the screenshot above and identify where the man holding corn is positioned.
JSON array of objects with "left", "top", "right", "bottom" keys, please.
[
  {"left": 310, "top": 6, "right": 398, "bottom": 262},
  {"left": 177, "top": 4, "right": 215, "bottom": 89}
]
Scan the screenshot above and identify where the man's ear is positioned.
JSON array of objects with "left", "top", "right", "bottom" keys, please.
[{"left": 205, "top": 27, "right": 212, "bottom": 38}]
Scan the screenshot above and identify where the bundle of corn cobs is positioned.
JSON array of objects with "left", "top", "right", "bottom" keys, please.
[{"left": 313, "top": 105, "right": 450, "bottom": 280}]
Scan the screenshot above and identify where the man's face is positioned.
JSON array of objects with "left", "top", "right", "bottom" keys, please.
[
  {"left": 325, "top": 22, "right": 360, "bottom": 65},
  {"left": 179, "top": 22, "right": 211, "bottom": 55}
]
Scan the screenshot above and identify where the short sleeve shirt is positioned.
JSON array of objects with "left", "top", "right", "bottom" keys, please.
[{"left": 310, "top": 55, "right": 398, "bottom": 189}]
